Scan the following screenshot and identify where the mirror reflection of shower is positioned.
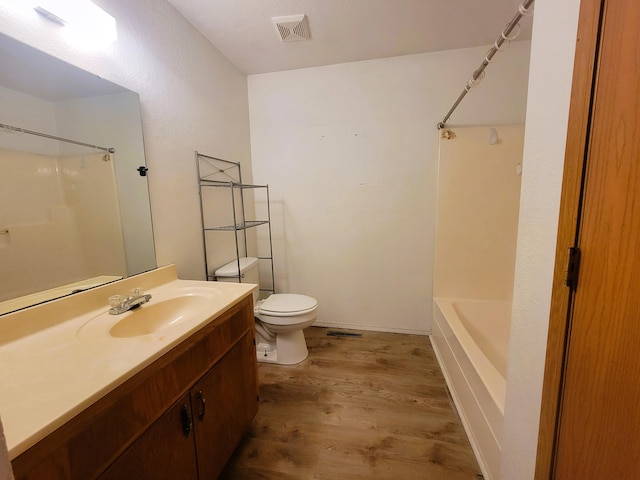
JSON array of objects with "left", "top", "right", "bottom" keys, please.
[
  {"left": 0, "top": 128, "right": 126, "bottom": 309},
  {"left": 0, "top": 31, "right": 155, "bottom": 314}
]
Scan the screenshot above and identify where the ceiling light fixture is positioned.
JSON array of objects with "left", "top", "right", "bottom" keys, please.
[
  {"left": 33, "top": 5, "right": 66, "bottom": 26},
  {"left": 32, "top": 0, "right": 117, "bottom": 44}
]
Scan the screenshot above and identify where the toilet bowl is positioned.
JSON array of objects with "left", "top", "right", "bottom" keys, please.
[
  {"left": 214, "top": 258, "right": 318, "bottom": 365},
  {"left": 254, "top": 293, "right": 317, "bottom": 364}
]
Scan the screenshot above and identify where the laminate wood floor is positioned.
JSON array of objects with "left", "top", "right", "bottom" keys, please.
[{"left": 221, "top": 326, "right": 482, "bottom": 479}]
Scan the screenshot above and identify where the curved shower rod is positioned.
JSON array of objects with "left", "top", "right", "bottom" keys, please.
[{"left": 436, "top": 0, "right": 535, "bottom": 130}]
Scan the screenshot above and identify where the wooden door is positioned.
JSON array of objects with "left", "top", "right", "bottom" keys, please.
[
  {"left": 193, "top": 332, "right": 258, "bottom": 479},
  {"left": 549, "top": 0, "right": 640, "bottom": 477},
  {"left": 98, "top": 393, "right": 198, "bottom": 480}
]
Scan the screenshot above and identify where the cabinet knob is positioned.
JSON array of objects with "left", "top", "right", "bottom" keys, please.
[
  {"left": 197, "top": 390, "right": 206, "bottom": 419},
  {"left": 181, "top": 403, "right": 193, "bottom": 435}
]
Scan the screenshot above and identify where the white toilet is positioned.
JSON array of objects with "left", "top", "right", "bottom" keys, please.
[{"left": 214, "top": 257, "right": 318, "bottom": 365}]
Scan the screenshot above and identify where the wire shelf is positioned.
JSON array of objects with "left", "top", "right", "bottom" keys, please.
[
  {"left": 204, "top": 220, "right": 269, "bottom": 231},
  {"left": 196, "top": 152, "right": 276, "bottom": 294}
]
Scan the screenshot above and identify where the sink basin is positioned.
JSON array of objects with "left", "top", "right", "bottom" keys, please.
[
  {"left": 77, "top": 287, "right": 227, "bottom": 340},
  {"left": 109, "top": 295, "right": 211, "bottom": 338}
]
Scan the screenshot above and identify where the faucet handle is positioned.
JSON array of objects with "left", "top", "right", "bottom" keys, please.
[
  {"left": 129, "top": 287, "right": 145, "bottom": 297},
  {"left": 108, "top": 295, "right": 124, "bottom": 308}
]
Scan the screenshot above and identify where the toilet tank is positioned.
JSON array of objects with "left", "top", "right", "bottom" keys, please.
[{"left": 214, "top": 257, "right": 259, "bottom": 303}]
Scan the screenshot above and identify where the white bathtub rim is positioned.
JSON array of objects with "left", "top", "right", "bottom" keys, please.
[
  {"left": 430, "top": 325, "right": 499, "bottom": 480},
  {"left": 433, "top": 301, "right": 504, "bottom": 443},
  {"left": 434, "top": 297, "right": 506, "bottom": 414}
]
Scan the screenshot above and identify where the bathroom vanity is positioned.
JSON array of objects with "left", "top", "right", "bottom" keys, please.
[{"left": 0, "top": 266, "right": 259, "bottom": 479}]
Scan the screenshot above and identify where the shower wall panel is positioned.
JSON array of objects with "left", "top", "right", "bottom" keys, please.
[{"left": 434, "top": 125, "right": 524, "bottom": 300}]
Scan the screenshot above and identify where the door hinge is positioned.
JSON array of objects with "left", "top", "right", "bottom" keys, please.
[{"left": 564, "top": 247, "right": 581, "bottom": 290}]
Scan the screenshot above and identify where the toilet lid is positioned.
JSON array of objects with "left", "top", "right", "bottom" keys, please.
[{"left": 258, "top": 294, "right": 317, "bottom": 316}]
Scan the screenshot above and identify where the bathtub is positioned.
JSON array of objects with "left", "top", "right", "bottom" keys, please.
[{"left": 430, "top": 298, "right": 511, "bottom": 480}]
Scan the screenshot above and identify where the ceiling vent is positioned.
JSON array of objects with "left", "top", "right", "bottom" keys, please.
[{"left": 271, "top": 14, "right": 311, "bottom": 42}]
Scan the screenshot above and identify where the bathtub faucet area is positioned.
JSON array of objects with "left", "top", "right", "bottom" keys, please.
[{"left": 108, "top": 288, "right": 152, "bottom": 315}]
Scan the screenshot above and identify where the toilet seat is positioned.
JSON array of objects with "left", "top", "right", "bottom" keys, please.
[{"left": 257, "top": 294, "right": 317, "bottom": 317}]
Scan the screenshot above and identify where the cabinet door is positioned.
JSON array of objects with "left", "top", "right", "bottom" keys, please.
[
  {"left": 193, "top": 332, "right": 258, "bottom": 479},
  {"left": 98, "top": 393, "right": 198, "bottom": 480}
]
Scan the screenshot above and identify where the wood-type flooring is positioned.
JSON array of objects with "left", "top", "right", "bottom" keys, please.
[{"left": 221, "top": 326, "right": 482, "bottom": 479}]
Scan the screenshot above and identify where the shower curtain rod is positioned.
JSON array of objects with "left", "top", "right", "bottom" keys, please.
[
  {"left": 0, "top": 122, "right": 115, "bottom": 153},
  {"left": 436, "top": 0, "right": 535, "bottom": 130}
]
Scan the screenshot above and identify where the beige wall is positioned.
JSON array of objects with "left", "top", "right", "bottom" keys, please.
[{"left": 434, "top": 125, "right": 524, "bottom": 301}]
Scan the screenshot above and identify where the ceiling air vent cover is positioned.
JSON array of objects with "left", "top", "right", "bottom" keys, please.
[{"left": 272, "top": 14, "right": 311, "bottom": 42}]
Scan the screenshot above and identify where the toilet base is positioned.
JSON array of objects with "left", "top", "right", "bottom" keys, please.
[{"left": 255, "top": 329, "right": 309, "bottom": 365}]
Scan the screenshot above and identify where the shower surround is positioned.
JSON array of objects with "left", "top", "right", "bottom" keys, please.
[
  {"left": 431, "top": 125, "right": 524, "bottom": 480},
  {"left": 0, "top": 148, "right": 125, "bottom": 303}
]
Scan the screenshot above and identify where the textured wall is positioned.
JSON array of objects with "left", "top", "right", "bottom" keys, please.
[
  {"left": 248, "top": 43, "right": 530, "bottom": 334},
  {"left": 501, "top": 0, "right": 582, "bottom": 478}
]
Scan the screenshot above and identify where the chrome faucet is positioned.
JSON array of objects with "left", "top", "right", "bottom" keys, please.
[{"left": 108, "top": 288, "right": 152, "bottom": 315}]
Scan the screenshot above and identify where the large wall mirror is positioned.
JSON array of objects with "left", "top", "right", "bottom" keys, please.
[{"left": 0, "top": 32, "right": 156, "bottom": 315}]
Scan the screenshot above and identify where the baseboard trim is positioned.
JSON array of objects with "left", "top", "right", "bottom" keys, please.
[{"left": 311, "top": 321, "right": 429, "bottom": 336}]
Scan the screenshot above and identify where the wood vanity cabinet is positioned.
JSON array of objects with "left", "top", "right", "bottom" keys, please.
[
  {"left": 99, "top": 332, "right": 258, "bottom": 480},
  {"left": 192, "top": 332, "right": 258, "bottom": 479},
  {"left": 11, "top": 295, "right": 258, "bottom": 480},
  {"left": 97, "top": 393, "right": 199, "bottom": 480}
]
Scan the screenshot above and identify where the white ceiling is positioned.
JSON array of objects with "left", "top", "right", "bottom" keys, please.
[{"left": 167, "top": 0, "right": 534, "bottom": 75}]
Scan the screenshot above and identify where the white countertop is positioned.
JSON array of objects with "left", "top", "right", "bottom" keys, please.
[{"left": 0, "top": 266, "right": 256, "bottom": 460}]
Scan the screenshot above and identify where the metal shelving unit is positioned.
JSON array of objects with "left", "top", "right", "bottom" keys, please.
[{"left": 196, "top": 152, "right": 275, "bottom": 296}]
